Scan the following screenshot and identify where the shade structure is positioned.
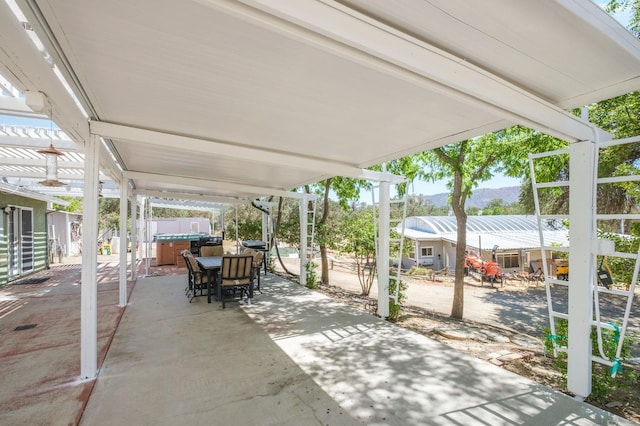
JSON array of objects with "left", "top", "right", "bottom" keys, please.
[
  {"left": 0, "top": 0, "right": 637, "bottom": 200},
  {"left": 1, "top": 0, "right": 640, "bottom": 401}
]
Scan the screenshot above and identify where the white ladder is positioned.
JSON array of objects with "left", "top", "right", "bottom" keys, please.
[
  {"left": 306, "top": 198, "right": 317, "bottom": 258},
  {"left": 529, "top": 138, "right": 640, "bottom": 375},
  {"left": 372, "top": 183, "right": 408, "bottom": 302}
]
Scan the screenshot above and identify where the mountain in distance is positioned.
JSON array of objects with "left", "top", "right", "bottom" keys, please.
[{"left": 420, "top": 186, "right": 521, "bottom": 208}]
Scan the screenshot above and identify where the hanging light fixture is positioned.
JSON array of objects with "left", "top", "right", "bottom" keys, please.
[{"left": 38, "top": 106, "right": 66, "bottom": 187}]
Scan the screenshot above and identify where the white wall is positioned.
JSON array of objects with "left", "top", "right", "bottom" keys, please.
[
  {"left": 152, "top": 218, "right": 211, "bottom": 237},
  {"left": 48, "top": 211, "right": 82, "bottom": 256}
]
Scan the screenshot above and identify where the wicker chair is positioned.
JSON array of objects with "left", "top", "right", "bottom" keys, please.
[
  {"left": 182, "top": 250, "right": 208, "bottom": 302},
  {"left": 200, "top": 244, "right": 223, "bottom": 257},
  {"left": 218, "top": 254, "right": 255, "bottom": 309}
]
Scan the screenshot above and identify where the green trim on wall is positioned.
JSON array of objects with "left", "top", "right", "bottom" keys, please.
[{"left": 0, "top": 192, "right": 48, "bottom": 286}]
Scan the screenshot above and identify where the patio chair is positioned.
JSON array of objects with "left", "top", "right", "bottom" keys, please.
[
  {"left": 200, "top": 244, "right": 223, "bottom": 257},
  {"left": 251, "top": 250, "right": 264, "bottom": 293},
  {"left": 218, "top": 254, "right": 255, "bottom": 309},
  {"left": 180, "top": 250, "right": 192, "bottom": 295},
  {"left": 182, "top": 250, "right": 208, "bottom": 302},
  {"left": 243, "top": 247, "right": 265, "bottom": 281}
]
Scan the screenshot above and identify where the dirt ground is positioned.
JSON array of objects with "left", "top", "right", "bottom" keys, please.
[{"left": 273, "top": 254, "right": 640, "bottom": 424}]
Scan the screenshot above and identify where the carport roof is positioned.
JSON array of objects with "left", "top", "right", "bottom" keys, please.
[
  {"left": 400, "top": 215, "right": 570, "bottom": 250},
  {"left": 0, "top": 0, "right": 639, "bottom": 201}
]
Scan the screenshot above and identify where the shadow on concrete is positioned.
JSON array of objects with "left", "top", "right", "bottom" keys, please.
[{"left": 244, "top": 277, "right": 630, "bottom": 425}]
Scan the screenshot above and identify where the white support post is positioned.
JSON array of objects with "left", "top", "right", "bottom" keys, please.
[
  {"left": 377, "top": 182, "right": 390, "bottom": 318},
  {"left": 147, "top": 201, "right": 153, "bottom": 275},
  {"left": 118, "top": 180, "right": 128, "bottom": 307},
  {"left": 80, "top": 134, "right": 100, "bottom": 380},
  {"left": 299, "top": 197, "right": 308, "bottom": 287},
  {"left": 130, "top": 194, "right": 137, "bottom": 280},
  {"left": 261, "top": 209, "right": 269, "bottom": 244},
  {"left": 567, "top": 139, "right": 596, "bottom": 399},
  {"left": 235, "top": 205, "right": 239, "bottom": 253},
  {"left": 137, "top": 197, "right": 145, "bottom": 270},
  {"left": 221, "top": 206, "right": 225, "bottom": 240}
]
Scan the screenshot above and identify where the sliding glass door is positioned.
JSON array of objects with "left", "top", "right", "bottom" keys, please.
[{"left": 6, "top": 207, "right": 34, "bottom": 279}]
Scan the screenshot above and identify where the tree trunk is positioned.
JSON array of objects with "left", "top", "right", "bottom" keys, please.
[
  {"left": 319, "top": 179, "right": 332, "bottom": 285},
  {"left": 320, "top": 244, "right": 329, "bottom": 285},
  {"left": 450, "top": 169, "right": 467, "bottom": 319}
]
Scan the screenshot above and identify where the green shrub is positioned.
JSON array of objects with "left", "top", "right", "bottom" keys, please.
[
  {"left": 407, "top": 266, "right": 432, "bottom": 276},
  {"left": 267, "top": 253, "right": 276, "bottom": 274},
  {"left": 388, "top": 278, "right": 407, "bottom": 322},
  {"left": 305, "top": 260, "right": 318, "bottom": 289},
  {"left": 542, "top": 318, "right": 638, "bottom": 403}
]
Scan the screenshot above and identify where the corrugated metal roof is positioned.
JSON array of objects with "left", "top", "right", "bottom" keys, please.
[
  {"left": 404, "top": 215, "right": 563, "bottom": 234},
  {"left": 399, "top": 215, "right": 569, "bottom": 250}
]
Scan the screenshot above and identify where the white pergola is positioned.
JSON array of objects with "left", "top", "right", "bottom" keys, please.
[{"left": 1, "top": 0, "right": 640, "bottom": 400}]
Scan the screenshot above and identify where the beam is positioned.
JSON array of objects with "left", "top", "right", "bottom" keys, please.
[
  {"left": 219, "top": 0, "right": 601, "bottom": 143},
  {"left": 554, "top": 0, "right": 640, "bottom": 108},
  {"left": 0, "top": 157, "right": 84, "bottom": 169},
  {"left": 0, "top": 136, "right": 77, "bottom": 151},
  {"left": 0, "top": 181, "right": 70, "bottom": 205},
  {"left": 0, "top": 4, "right": 122, "bottom": 182},
  {"left": 90, "top": 121, "right": 405, "bottom": 184},
  {"left": 0, "top": 170, "right": 84, "bottom": 180},
  {"left": 0, "top": 96, "right": 47, "bottom": 118},
  {"left": 139, "top": 190, "right": 246, "bottom": 205},
  {"left": 0, "top": 74, "right": 21, "bottom": 97},
  {"left": 123, "top": 171, "right": 318, "bottom": 200},
  {"left": 0, "top": 0, "right": 89, "bottom": 144}
]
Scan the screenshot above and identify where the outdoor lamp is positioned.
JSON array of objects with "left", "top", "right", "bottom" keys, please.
[
  {"left": 38, "top": 104, "right": 66, "bottom": 187},
  {"left": 38, "top": 142, "right": 65, "bottom": 187}
]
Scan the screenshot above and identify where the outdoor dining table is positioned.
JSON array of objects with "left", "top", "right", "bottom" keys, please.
[{"left": 195, "top": 256, "right": 221, "bottom": 303}]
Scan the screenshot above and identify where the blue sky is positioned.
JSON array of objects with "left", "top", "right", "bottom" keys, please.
[
  {"left": 595, "top": 0, "right": 633, "bottom": 26},
  {"left": 410, "top": 174, "right": 521, "bottom": 196},
  {"left": 1, "top": 114, "right": 56, "bottom": 128}
]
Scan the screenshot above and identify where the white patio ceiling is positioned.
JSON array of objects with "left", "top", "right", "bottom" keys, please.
[{"left": 1, "top": 0, "right": 639, "bottom": 202}]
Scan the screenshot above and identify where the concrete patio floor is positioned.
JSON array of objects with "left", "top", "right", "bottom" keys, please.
[{"left": 0, "top": 260, "right": 636, "bottom": 425}]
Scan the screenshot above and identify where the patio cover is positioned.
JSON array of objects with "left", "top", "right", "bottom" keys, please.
[
  {"left": 1, "top": 0, "right": 640, "bottom": 399},
  {"left": 0, "top": 0, "right": 638, "bottom": 201}
]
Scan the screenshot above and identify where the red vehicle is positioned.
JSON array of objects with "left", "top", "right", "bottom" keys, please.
[
  {"left": 481, "top": 260, "right": 503, "bottom": 284},
  {"left": 465, "top": 253, "right": 483, "bottom": 271},
  {"left": 465, "top": 251, "right": 504, "bottom": 285}
]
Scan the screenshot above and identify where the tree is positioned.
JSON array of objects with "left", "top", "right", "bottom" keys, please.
[
  {"left": 517, "top": 92, "right": 640, "bottom": 230},
  {"left": 337, "top": 208, "right": 377, "bottom": 295},
  {"left": 606, "top": 0, "right": 640, "bottom": 37},
  {"left": 420, "top": 140, "right": 487, "bottom": 318},
  {"left": 588, "top": 91, "right": 640, "bottom": 232},
  {"left": 418, "top": 130, "right": 557, "bottom": 319},
  {"left": 52, "top": 196, "right": 82, "bottom": 212},
  {"left": 518, "top": 0, "right": 640, "bottom": 223},
  {"left": 481, "top": 199, "right": 505, "bottom": 215},
  {"left": 300, "top": 157, "right": 421, "bottom": 287},
  {"left": 224, "top": 203, "right": 262, "bottom": 241},
  {"left": 303, "top": 177, "right": 370, "bottom": 285}
]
